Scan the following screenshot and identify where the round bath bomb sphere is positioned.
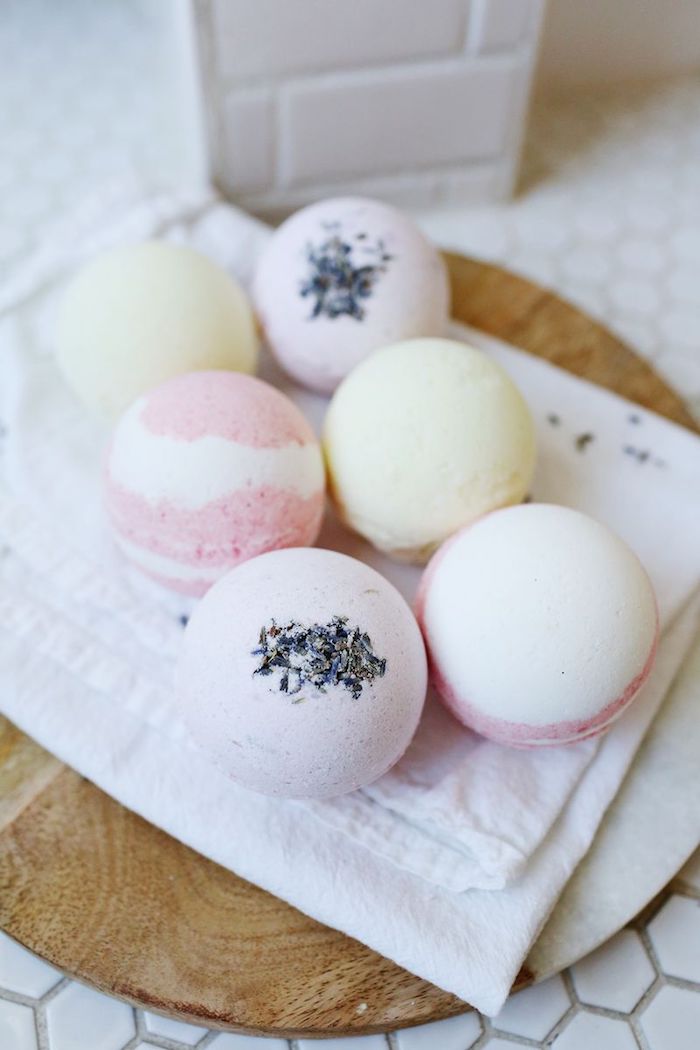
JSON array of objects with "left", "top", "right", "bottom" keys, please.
[
  {"left": 417, "top": 504, "right": 658, "bottom": 747},
  {"left": 177, "top": 548, "right": 428, "bottom": 798},
  {"left": 323, "top": 337, "right": 536, "bottom": 562},
  {"left": 104, "top": 371, "right": 325, "bottom": 596},
  {"left": 253, "top": 197, "right": 450, "bottom": 393},
  {"left": 57, "top": 241, "right": 258, "bottom": 418}
]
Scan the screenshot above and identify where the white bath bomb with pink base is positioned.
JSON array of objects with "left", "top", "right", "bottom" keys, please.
[
  {"left": 417, "top": 504, "right": 658, "bottom": 747},
  {"left": 104, "top": 371, "right": 325, "bottom": 597}
]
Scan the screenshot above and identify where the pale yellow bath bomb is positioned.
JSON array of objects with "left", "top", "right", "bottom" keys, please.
[
  {"left": 56, "top": 241, "right": 258, "bottom": 418},
  {"left": 323, "top": 337, "right": 536, "bottom": 563}
]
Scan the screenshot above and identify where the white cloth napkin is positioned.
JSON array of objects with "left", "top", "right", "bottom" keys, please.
[{"left": 1, "top": 183, "right": 699, "bottom": 1015}]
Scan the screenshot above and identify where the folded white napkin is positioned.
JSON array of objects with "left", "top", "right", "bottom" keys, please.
[{"left": 1, "top": 184, "right": 699, "bottom": 1014}]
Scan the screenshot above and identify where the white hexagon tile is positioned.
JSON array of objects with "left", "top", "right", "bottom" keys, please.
[
  {"left": 45, "top": 982, "right": 136, "bottom": 1050},
  {"left": 551, "top": 1012, "right": 639, "bottom": 1050},
  {"left": 394, "top": 1011, "right": 482, "bottom": 1049},
  {"left": 639, "top": 986, "right": 700, "bottom": 1050},
  {"left": 0, "top": 934, "right": 61, "bottom": 1001},
  {"left": 140, "top": 1012, "right": 208, "bottom": 1046},
  {"left": 648, "top": 895, "right": 700, "bottom": 984},
  {"left": 2, "top": 3, "right": 699, "bottom": 1050},
  {"left": 571, "top": 929, "right": 656, "bottom": 1012},
  {"left": 490, "top": 976, "right": 572, "bottom": 1042},
  {"left": 0, "top": 1001, "right": 39, "bottom": 1050}
]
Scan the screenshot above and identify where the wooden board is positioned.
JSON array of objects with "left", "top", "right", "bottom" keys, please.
[{"left": 0, "top": 255, "right": 696, "bottom": 1039}]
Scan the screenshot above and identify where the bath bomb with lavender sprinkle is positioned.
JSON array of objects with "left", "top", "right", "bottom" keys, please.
[
  {"left": 323, "top": 337, "right": 536, "bottom": 563},
  {"left": 57, "top": 241, "right": 258, "bottom": 418},
  {"left": 253, "top": 197, "right": 450, "bottom": 393},
  {"left": 417, "top": 504, "right": 658, "bottom": 748},
  {"left": 104, "top": 371, "right": 325, "bottom": 597},
  {"left": 176, "top": 547, "right": 427, "bottom": 798}
]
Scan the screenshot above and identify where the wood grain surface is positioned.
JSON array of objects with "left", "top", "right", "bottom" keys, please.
[{"left": 0, "top": 255, "right": 695, "bottom": 1038}]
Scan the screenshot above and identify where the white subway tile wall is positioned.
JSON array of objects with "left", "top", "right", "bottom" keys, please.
[
  {"left": 220, "top": 87, "right": 274, "bottom": 191},
  {"left": 194, "top": 0, "right": 545, "bottom": 213},
  {"left": 211, "top": 0, "right": 470, "bottom": 81},
  {"left": 469, "top": 0, "right": 539, "bottom": 53},
  {"left": 278, "top": 61, "right": 516, "bottom": 184}
]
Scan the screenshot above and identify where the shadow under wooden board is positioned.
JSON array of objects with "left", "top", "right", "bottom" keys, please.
[{"left": 0, "top": 254, "right": 696, "bottom": 1039}]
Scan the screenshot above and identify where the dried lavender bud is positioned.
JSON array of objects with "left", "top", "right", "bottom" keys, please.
[
  {"left": 299, "top": 222, "right": 393, "bottom": 322},
  {"left": 252, "top": 615, "right": 387, "bottom": 700},
  {"left": 623, "top": 444, "right": 652, "bottom": 463}
]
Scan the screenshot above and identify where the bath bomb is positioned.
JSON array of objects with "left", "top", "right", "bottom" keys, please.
[
  {"left": 417, "top": 504, "right": 659, "bottom": 747},
  {"left": 323, "top": 337, "right": 536, "bottom": 562},
  {"left": 104, "top": 371, "right": 325, "bottom": 596},
  {"left": 177, "top": 547, "right": 427, "bottom": 798},
  {"left": 57, "top": 241, "right": 258, "bottom": 418},
  {"left": 253, "top": 197, "right": 450, "bottom": 393}
]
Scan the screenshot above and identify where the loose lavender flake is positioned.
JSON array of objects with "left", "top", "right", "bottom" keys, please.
[
  {"left": 623, "top": 444, "right": 652, "bottom": 463},
  {"left": 252, "top": 615, "right": 387, "bottom": 700},
  {"left": 299, "top": 222, "right": 392, "bottom": 321},
  {"left": 575, "top": 432, "right": 595, "bottom": 452}
]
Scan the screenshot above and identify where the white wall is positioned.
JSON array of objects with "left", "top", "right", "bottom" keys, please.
[
  {"left": 538, "top": 0, "right": 700, "bottom": 90},
  {"left": 195, "top": 0, "right": 546, "bottom": 214}
]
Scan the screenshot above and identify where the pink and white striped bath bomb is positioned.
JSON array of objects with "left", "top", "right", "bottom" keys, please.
[
  {"left": 416, "top": 504, "right": 658, "bottom": 748},
  {"left": 104, "top": 371, "right": 325, "bottom": 596}
]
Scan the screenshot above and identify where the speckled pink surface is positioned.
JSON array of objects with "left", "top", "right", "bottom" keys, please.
[
  {"left": 177, "top": 547, "right": 427, "bottom": 797},
  {"left": 106, "top": 482, "right": 324, "bottom": 595},
  {"left": 140, "top": 369, "right": 316, "bottom": 446},
  {"left": 253, "top": 197, "right": 450, "bottom": 394},
  {"left": 104, "top": 371, "right": 325, "bottom": 596}
]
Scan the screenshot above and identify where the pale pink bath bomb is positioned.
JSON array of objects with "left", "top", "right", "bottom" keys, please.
[
  {"left": 104, "top": 371, "right": 325, "bottom": 596},
  {"left": 253, "top": 197, "right": 450, "bottom": 393},
  {"left": 417, "top": 504, "right": 658, "bottom": 748},
  {"left": 177, "top": 548, "right": 428, "bottom": 798}
]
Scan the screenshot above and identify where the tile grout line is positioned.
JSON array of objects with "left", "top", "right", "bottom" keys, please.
[
  {"left": 544, "top": 996, "right": 581, "bottom": 1045},
  {"left": 31, "top": 976, "right": 72, "bottom": 1050},
  {"left": 197, "top": 1029, "right": 224, "bottom": 1048},
  {"left": 0, "top": 984, "right": 46, "bottom": 1009},
  {"left": 487, "top": 1026, "right": 546, "bottom": 1046}
]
